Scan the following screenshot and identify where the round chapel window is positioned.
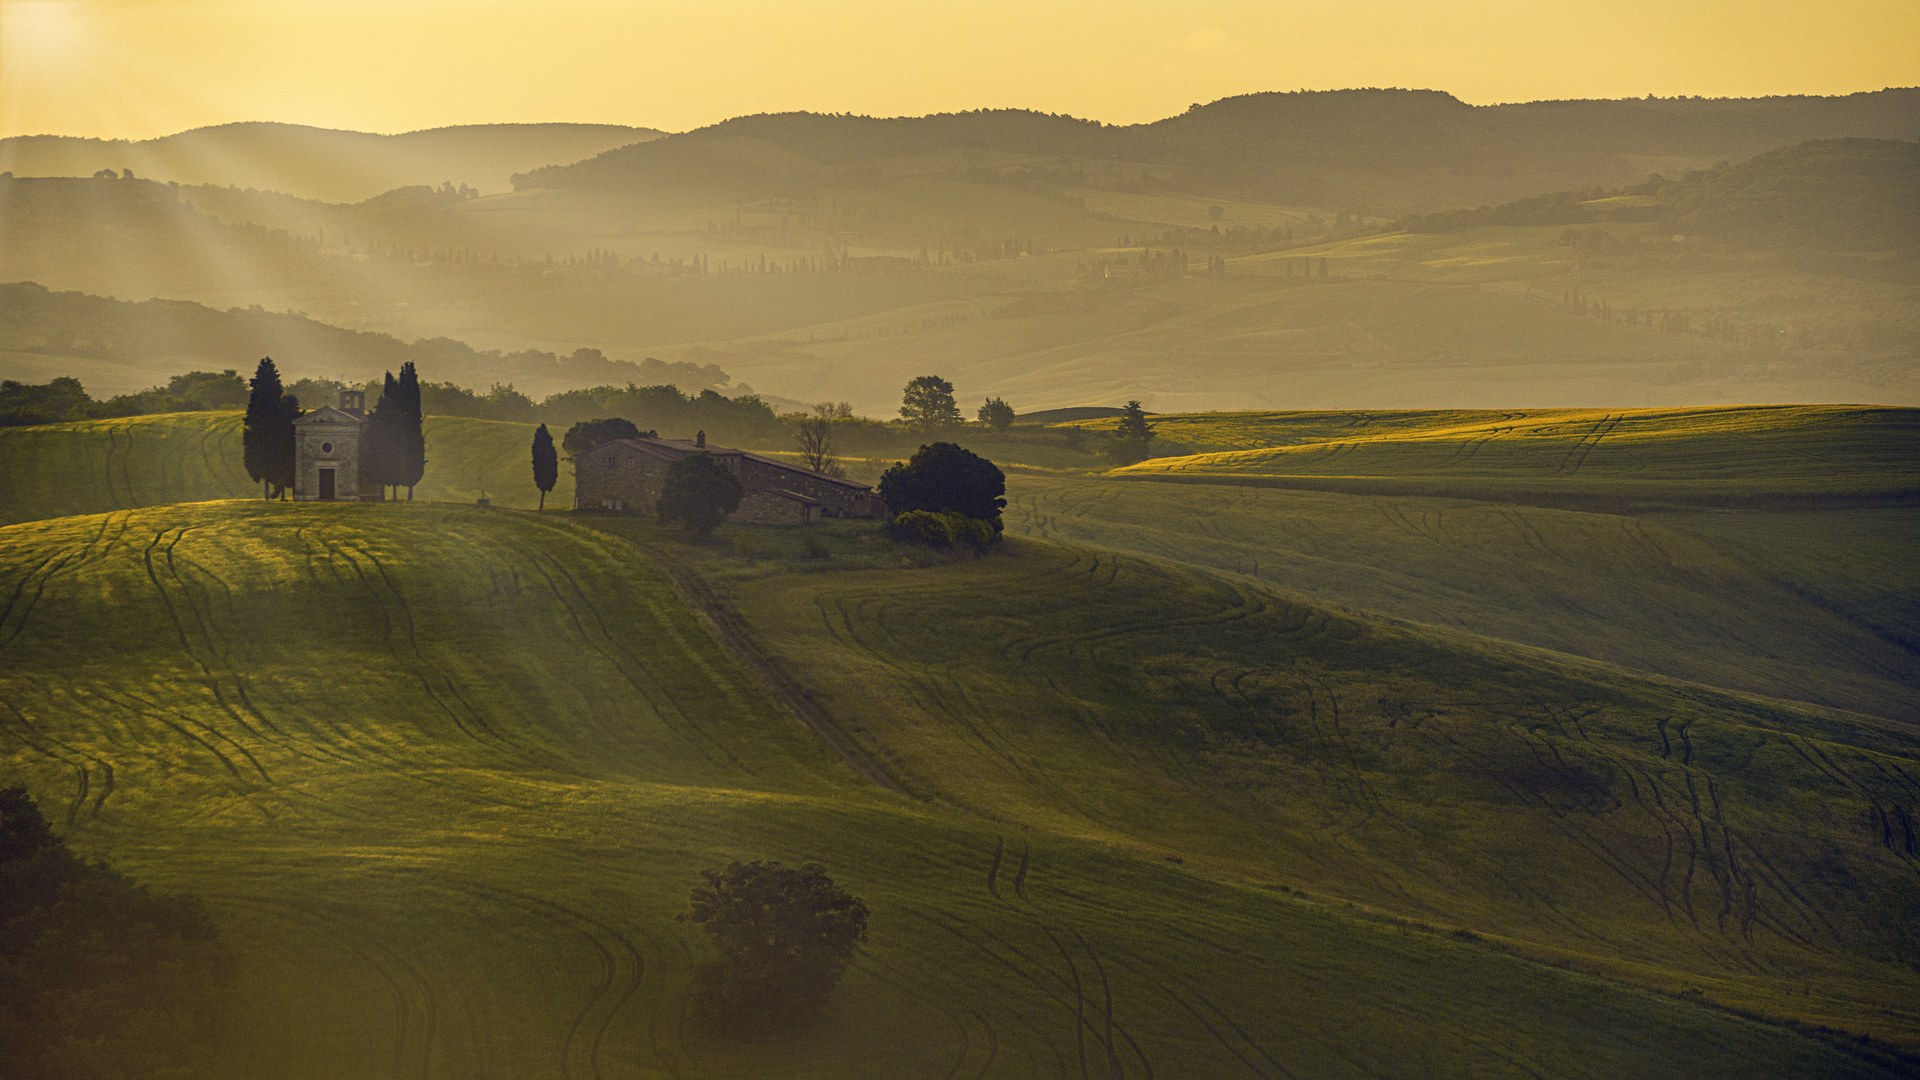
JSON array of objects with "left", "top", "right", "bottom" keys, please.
[{"left": 321, "top": 442, "right": 333, "bottom": 454}]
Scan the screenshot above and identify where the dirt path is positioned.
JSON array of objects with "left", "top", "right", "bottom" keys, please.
[{"left": 638, "top": 544, "right": 909, "bottom": 796}]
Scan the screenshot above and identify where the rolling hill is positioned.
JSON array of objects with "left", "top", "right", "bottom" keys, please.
[
  {"left": 519, "top": 89, "right": 1920, "bottom": 214},
  {"left": 628, "top": 515, "right": 1920, "bottom": 1053},
  {"left": 0, "top": 412, "right": 569, "bottom": 525},
  {"left": 1104, "top": 405, "right": 1920, "bottom": 505},
  {"left": 0, "top": 122, "right": 663, "bottom": 202},
  {"left": 8, "top": 501, "right": 1900, "bottom": 1076}
]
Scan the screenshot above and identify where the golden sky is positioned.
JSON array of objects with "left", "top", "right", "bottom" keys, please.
[{"left": 3, "top": 0, "right": 1916, "bottom": 139}]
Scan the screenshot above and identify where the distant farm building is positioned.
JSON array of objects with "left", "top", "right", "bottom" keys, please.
[
  {"left": 573, "top": 430, "right": 882, "bottom": 523},
  {"left": 292, "top": 391, "right": 379, "bottom": 501}
]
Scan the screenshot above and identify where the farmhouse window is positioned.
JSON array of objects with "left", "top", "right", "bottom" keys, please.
[{"left": 607, "top": 456, "right": 615, "bottom": 469}]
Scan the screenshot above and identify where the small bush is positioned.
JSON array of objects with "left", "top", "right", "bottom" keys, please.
[
  {"left": 802, "top": 533, "right": 832, "bottom": 560},
  {"left": 888, "top": 510, "right": 958, "bottom": 548}
]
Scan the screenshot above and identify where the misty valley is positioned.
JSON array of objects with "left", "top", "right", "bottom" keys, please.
[{"left": 1, "top": 88, "right": 1917, "bottom": 1079}]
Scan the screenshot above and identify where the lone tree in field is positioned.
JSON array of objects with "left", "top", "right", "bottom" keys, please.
[
  {"left": 1108, "top": 400, "right": 1155, "bottom": 466},
  {"left": 530, "top": 423, "right": 558, "bottom": 510},
  {"left": 899, "top": 374, "right": 962, "bottom": 432},
  {"left": 242, "top": 357, "right": 299, "bottom": 499},
  {"left": 678, "top": 860, "right": 868, "bottom": 1026},
  {"left": 977, "top": 396, "right": 1015, "bottom": 432},
  {"left": 879, "top": 442, "right": 1007, "bottom": 534},
  {"left": 658, "top": 451, "right": 744, "bottom": 538}
]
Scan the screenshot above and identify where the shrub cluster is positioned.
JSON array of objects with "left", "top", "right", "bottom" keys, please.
[{"left": 887, "top": 510, "right": 996, "bottom": 552}]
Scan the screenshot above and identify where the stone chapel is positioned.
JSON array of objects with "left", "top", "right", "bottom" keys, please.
[{"left": 292, "top": 391, "right": 381, "bottom": 501}]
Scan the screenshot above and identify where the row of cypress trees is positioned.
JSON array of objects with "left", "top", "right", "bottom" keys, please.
[
  {"left": 365, "top": 363, "right": 427, "bottom": 499},
  {"left": 242, "top": 357, "right": 426, "bottom": 500}
]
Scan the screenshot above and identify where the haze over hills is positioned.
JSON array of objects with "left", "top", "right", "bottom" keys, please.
[
  {"left": 0, "top": 121, "right": 664, "bottom": 202},
  {"left": 521, "top": 89, "right": 1920, "bottom": 213},
  {"left": 0, "top": 90, "right": 1914, "bottom": 414}
]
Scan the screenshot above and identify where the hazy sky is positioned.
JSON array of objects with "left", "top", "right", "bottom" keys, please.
[{"left": 3, "top": 0, "right": 1915, "bottom": 139}]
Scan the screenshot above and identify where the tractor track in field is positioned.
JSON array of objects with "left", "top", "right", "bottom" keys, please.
[
  {"left": 633, "top": 544, "right": 906, "bottom": 794},
  {"left": 1102, "top": 944, "right": 1284, "bottom": 1079},
  {"left": 911, "top": 903, "right": 1152, "bottom": 1080},
  {"left": 136, "top": 526, "right": 275, "bottom": 782},
  {"left": 235, "top": 896, "right": 440, "bottom": 1080},
  {"left": 316, "top": 534, "right": 525, "bottom": 764},
  {"left": 0, "top": 695, "right": 111, "bottom": 823},
  {"left": 855, "top": 952, "right": 1000, "bottom": 1080},
  {"left": 461, "top": 882, "right": 646, "bottom": 1080},
  {"left": 526, "top": 554, "right": 729, "bottom": 771}
]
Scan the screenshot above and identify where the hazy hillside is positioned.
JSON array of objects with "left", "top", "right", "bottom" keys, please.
[
  {"left": 0, "top": 121, "right": 663, "bottom": 202},
  {"left": 1401, "top": 138, "right": 1920, "bottom": 251},
  {"left": 0, "top": 280, "right": 670, "bottom": 398},
  {"left": 520, "top": 89, "right": 1920, "bottom": 213},
  {"left": 3, "top": 116, "right": 1915, "bottom": 413}
]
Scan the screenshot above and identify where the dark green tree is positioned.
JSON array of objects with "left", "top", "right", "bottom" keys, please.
[
  {"left": 0, "top": 786, "right": 236, "bottom": 1077},
  {"left": 1109, "top": 399, "right": 1155, "bottom": 466},
  {"left": 242, "top": 357, "right": 285, "bottom": 499},
  {"left": 976, "top": 396, "right": 1015, "bottom": 432},
  {"left": 899, "top": 375, "right": 962, "bottom": 432},
  {"left": 562, "top": 417, "right": 642, "bottom": 455},
  {"left": 271, "top": 391, "right": 301, "bottom": 497},
  {"left": 362, "top": 371, "right": 405, "bottom": 500},
  {"left": 394, "top": 361, "right": 426, "bottom": 499},
  {"left": 531, "top": 423, "right": 558, "bottom": 510},
  {"left": 878, "top": 442, "right": 1006, "bottom": 534},
  {"left": 677, "top": 860, "right": 868, "bottom": 1025},
  {"left": 657, "top": 452, "right": 743, "bottom": 538}
]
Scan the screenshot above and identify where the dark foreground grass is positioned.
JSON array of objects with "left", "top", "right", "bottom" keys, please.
[
  {"left": 0, "top": 411, "right": 572, "bottom": 525},
  {"left": 1, "top": 501, "right": 1907, "bottom": 1077},
  {"left": 697, "top": 529, "right": 1920, "bottom": 1050},
  {"left": 1002, "top": 474, "right": 1920, "bottom": 724}
]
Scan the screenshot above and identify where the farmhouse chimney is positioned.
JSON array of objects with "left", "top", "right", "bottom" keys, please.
[{"left": 696, "top": 430, "right": 705, "bottom": 448}]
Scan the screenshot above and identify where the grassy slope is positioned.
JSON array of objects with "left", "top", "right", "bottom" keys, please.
[
  {"left": 0, "top": 411, "right": 574, "bottom": 525},
  {"left": 5, "top": 503, "right": 1890, "bottom": 1077},
  {"left": 708, "top": 529, "right": 1920, "bottom": 1049},
  {"left": 1108, "top": 405, "right": 1920, "bottom": 504},
  {"left": 1002, "top": 475, "right": 1920, "bottom": 724}
]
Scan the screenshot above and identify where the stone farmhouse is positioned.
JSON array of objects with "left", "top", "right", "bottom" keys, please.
[
  {"left": 292, "top": 391, "right": 380, "bottom": 501},
  {"left": 573, "top": 430, "right": 883, "bottom": 525}
]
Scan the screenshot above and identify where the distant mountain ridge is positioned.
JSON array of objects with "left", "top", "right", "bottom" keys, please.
[
  {"left": 0, "top": 121, "right": 665, "bottom": 202},
  {"left": 517, "top": 88, "right": 1920, "bottom": 213}
]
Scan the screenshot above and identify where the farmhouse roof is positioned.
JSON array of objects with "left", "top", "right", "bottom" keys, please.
[{"left": 576, "top": 435, "right": 872, "bottom": 491}]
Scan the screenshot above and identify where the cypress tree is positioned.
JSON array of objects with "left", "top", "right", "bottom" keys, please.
[
  {"left": 395, "top": 362, "right": 426, "bottom": 499},
  {"left": 270, "top": 391, "right": 301, "bottom": 497},
  {"left": 363, "top": 372, "right": 403, "bottom": 500},
  {"left": 531, "top": 423, "right": 558, "bottom": 510},
  {"left": 242, "top": 358, "right": 284, "bottom": 499}
]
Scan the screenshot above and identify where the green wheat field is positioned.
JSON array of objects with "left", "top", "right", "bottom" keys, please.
[{"left": 1, "top": 405, "right": 1916, "bottom": 1077}]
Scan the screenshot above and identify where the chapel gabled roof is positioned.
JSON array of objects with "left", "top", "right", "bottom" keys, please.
[{"left": 294, "top": 405, "right": 367, "bottom": 425}]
